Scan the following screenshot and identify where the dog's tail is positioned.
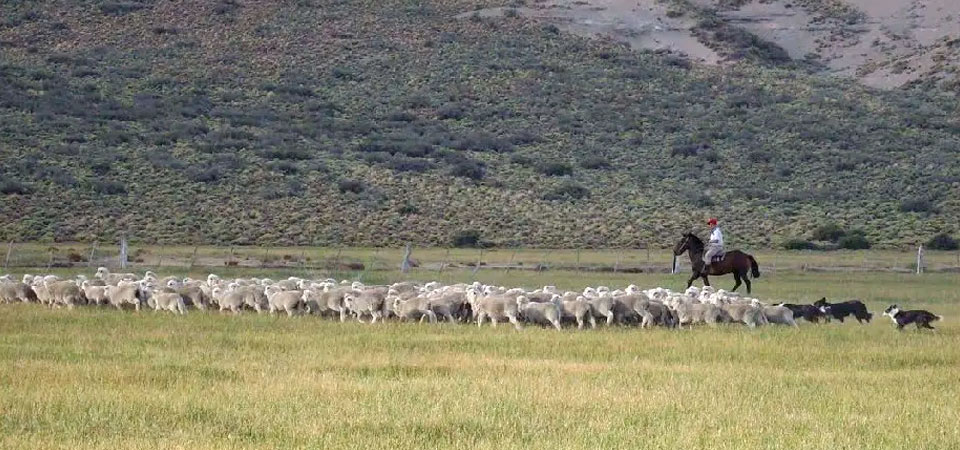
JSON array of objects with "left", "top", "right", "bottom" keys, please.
[
  {"left": 749, "top": 255, "right": 760, "bottom": 278},
  {"left": 934, "top": 314, "right": 943, "bottom": 322}
]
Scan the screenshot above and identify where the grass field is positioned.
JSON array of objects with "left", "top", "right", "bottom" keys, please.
[{"left": 1, "top": 269, "right": 958, "bottom": 449}]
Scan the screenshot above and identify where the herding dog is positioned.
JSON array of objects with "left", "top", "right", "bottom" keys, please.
[
  {"left": 883, "top": 305, "right": 941, "bottom": 331},
  {"left": 814, "top": 298, "right": 872, "bottom": 323},
  {"left": 777, "top": 303, "right": 827, "bottom": 323}
]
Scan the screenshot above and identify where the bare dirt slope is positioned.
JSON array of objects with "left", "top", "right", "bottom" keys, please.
[{"left": 463, "top": 0, "right": 960, "bottom": 89}]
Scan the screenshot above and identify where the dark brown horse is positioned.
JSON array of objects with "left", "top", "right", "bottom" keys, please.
[{"left": 673, "top": 233, "right": 761, "bottom": 294}]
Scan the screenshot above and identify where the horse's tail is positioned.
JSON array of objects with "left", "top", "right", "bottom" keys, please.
[{"left": 748, "top": 255, "right": 760, "bottom": 278}]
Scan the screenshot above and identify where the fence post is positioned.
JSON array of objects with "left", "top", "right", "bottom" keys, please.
[
  {"left": 504, "top": 249, "right": 517, "bottom": 274},
  {"left": 472, "top": 248, "right": 484, "bottom": 276},
  {"left": 261, "top": 247, "right": 269, "bottom": 268},
  {"left": 189, "top": 245, "right": 200, "bottom": 269},
  {"left": 88, "top": 241, "right": 98, "bottom": 268},
  {"left": 46, "top": 247, "right": 54, "bottom": 271},
  {"left": 3, "top": 241, "right": 13, "bottom": 269},
  {"left": 157, "top": 245, "right": 165, "bottom": 268},
  {"left": 119, "top": 235, "right": 128, "bottom": 269},
  {"left": 401, "top": 243, "right": 412, "bottom": 274},
  {"left": 917, "top": 245, "right": 924, "bottom": 275},
  {"left": 438, "top": 248, "right": 450, "bottom": 274},
  {"left": 614, "top": 249, "right": 622, "bottom": 273}
]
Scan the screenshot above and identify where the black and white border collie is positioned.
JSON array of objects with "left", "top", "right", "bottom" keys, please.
[{"left": 883, "top": 305, "right": 942, "bottom": 331}]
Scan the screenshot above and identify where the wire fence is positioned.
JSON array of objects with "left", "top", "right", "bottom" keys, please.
[{"left": 2, "top": 242, "right": 958, "bottom": 277}]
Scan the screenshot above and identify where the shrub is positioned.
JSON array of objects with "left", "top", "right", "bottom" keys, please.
[
  {"left": 449, "top": 159, "right": 485, "bottom": 180},
  {"left": 900, "top": 198, "right": 937, "bottom": 213},
  {"left": 580, "top": 156, "right": 610, "bottom": 170},
  {"left": 837, "top": 233, "right": 870, "bottom": 250},
  {"left": 337, "top": 179, "right": 365, "bottom": 194},
  {"left": 387, "top": 156, "right": 433, "bottom": 173},
  {"left": 186, "top": 167, "right": 223, "bottom": 183},
  {"left": 0, "top": 179, "right": 31, "bottom": 195},
  {"left": 451, "top": 230, "right": 482, "bottom": 248},
  {"left": 91, "top": 180, "right": 127, "bottom": 195},
  {"left": 436, "top": 103, "right": 465, "bottom": 120},
  {"left": 543, "top": 181, "right": 589, "bottom": 201},
  {"left": 812, "top": 223, "right": 846, "bottom": 242},
  {"left": 537, "top": 161, "right": 573, "bottom": 176},
  {"left": 782, "top": 239, "right": 818, "bottom": 250},
  {"left": 926, "top": 233, "right": 959, "bottom": 250}
]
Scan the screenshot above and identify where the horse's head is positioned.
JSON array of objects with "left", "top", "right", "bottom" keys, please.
[{"left": 673, "top": 233, "right": 690, "bottom": 256}]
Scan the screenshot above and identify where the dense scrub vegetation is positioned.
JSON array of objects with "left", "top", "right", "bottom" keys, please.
[{"left": 0, "top": 0, "right": 959, "bottom": 248}]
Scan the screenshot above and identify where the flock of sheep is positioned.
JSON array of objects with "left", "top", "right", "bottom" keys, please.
[{"left": 0, "top": 267, "right": 828, "bottom": 330}]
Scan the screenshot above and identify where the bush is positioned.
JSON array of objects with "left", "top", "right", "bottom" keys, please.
[
  {"left": 91, "top": 180, "right": 127, "bottom": 195},
  {"left": 580, "top": 156, "right": 610, "bottom": 170},
  {"left": 543, "top": 181, "right": 589, "bottom": 201},
  {"left": 537, "top": 162, "right": 573, "bottom": 176},
  {"left": 0, "top": 179, "right": 32, "bottom": 195},
  {"left": 837, "top": 233, "right": 870, "bottom": 250},
  {"left": 186, "top": 167, "right": 223, "bottom": 183},
  {"left": 900, "top": 198, "right": 937, "bottom": 213},
  {"left": 782, "top": 239, "right": 818, "bottom": 250},
  {"left": 926, "top": 233, "right": 959, "bottom": 250},
  {"left": 337, "top": 179, "right": 365, "bottom": 194},
  {"left": 451, "top": 230, "right": 482, "bottom": 248},
  {"left": 449, "top": 159, "right": 485, "bottom": 180},
  {"left": 812, "top": 223, "right": 846, "bottom": 242}
]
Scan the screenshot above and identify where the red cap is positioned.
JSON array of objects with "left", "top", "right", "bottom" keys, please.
[{"left": 707, "top": 218, "right": 718, "bottom": 225}]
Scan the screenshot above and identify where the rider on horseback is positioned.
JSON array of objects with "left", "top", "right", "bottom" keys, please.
[{"left": 703, "top": 218, "right": 723, "bottom": 271}]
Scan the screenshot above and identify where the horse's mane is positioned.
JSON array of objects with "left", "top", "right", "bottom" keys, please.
[{"left": 685, "top": 232, "right": 704, "bottom": 248}]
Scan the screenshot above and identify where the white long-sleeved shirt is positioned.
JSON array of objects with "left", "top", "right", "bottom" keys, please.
[{"left": 709, "top": 227, "right": 724, "bottom": 246}]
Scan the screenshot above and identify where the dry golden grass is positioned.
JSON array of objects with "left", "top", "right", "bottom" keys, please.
[{"left": 0, "top": 271, "right": 958, "bottom": 449}]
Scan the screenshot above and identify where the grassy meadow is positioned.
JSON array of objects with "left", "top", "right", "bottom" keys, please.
[{"left": 1, "top": 268, "right": 959, "bottom": 449}]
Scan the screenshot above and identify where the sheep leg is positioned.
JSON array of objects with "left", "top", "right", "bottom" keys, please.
[
  {"left": 551, "top": 318, "right": 561, "bottom": 331},
  {"left": 476, "top": 312, "right": 486, "bottom": 327},
  {"left": 508, "top": 314, "right": 522, "bottom": 331},
  {"left": 604, "top": 310, "right": 614, "bottom": 326}
]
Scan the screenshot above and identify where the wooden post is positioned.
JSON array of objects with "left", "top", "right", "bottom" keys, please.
[
  {"left": 471, "top": 248, "right": 484, "bottom": 276},
  {"left": 614, "top": 249, "right": 622, "bottom": 273},
  {"left": 917, "top": 245, "right": 924, "bottom": 275},
  {"left": 504, "top": 249, "right": 517, "bottom": 273},
  {"left": 576, "top": 248, "right": 581, "bottom": 274},
  {"left": 157, "top": 245, "right": 165, "bottom": 268},
  {"left": 438, "top": 248, "right": 450, "bottom": 274},
  {"left": 300, "top": 248, "right": 306, "bottom": 268},
  {"left": 334, "top": 248, "right": 342, "bottom": 271},
  {"left": 189, "top": 245, "right": 200, "bottom": 269},
  {"left": 87, "top": 241, "right": 98, "bottom": 268},
  {"left": 3, "top": 241, "right": 13, "bottom": 269},
  {"left": 46, "top": 248, "right": 54, "bottom": 271},
  {"left": 401, "top": 243, "right": 412, "bottom": 274},
  {"left": 261, "top": 247, "right": 269, "bottom": 268}
]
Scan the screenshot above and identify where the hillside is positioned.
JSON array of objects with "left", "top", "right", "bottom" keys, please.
[{"left": 1, "top": 0, "right": 959, "bottom": 248}]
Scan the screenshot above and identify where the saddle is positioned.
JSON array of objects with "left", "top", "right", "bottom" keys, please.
[{"left": 711, "top": 253, "right": 725, "bottom": 263}]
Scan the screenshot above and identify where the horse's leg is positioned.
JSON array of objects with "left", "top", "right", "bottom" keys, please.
[
  {"left": 743, "top": 271, "right": 752, "bottom": 294},
  {"left": 686, "top": 273, "right": 699, "bottom": 289},
  {"left": 702, "top": 274, "right": 710, "bottom": 287},
  {"left": 731, "top": 271, "right": 742, "bottom": 292}
]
